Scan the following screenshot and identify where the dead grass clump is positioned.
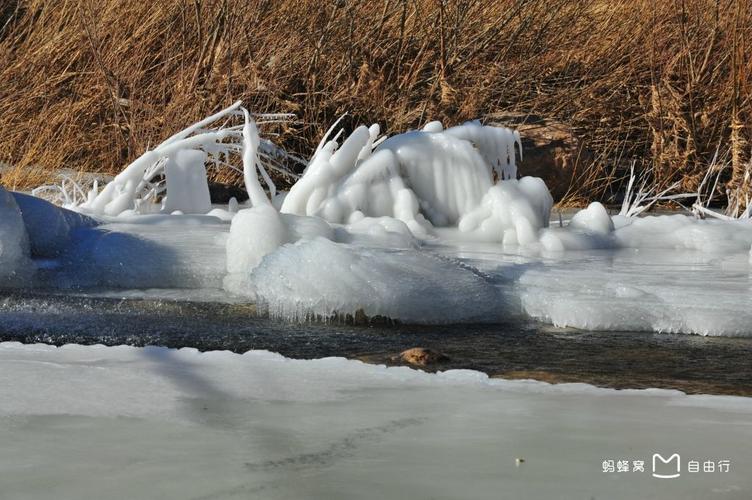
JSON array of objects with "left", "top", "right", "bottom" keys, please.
[{"left": 0, "top": 0, "right": 749, "bottom": 208}]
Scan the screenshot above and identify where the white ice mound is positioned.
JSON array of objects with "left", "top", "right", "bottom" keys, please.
[
  {"left": 161, "top": 149, "right": 211, "bottom": 214},
  {"left": 226, "top": 205, "right": 291, "bottom": 275},
  {"left": 250, "top": 237, "right": 503, "bottom": 323},
  {"left": 538, "top": 201, "right": 615, "bottom": 252},
  {"left": 224, "top": 205, "right": 335, "bottom": 293},
  {"left": 457, "top": 177, "right": 552, "bottom": 244},
  {"left": 280, "top": 120, "right": 531, "bottom": 237},
  {"left": 0, "top": 187, "right": 32, "bottom": 284},
  {"left": 568, "top": 202, "right": 614, "bottom": 235}
]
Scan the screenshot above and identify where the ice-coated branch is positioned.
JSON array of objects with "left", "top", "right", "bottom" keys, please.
[
  {"left": 619, "top": 162, "right": 691, "bottom": 217},
  {"left": 156, "top": 100, "right": 243, "bottom": 149},
  {"left": 55, "top": 102, "right": 297, "bottom": 216},
  {"left": 690, "top": 151, "right": 751, "bottom": 221}
]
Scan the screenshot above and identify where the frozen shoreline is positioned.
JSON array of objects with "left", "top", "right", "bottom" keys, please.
[
  {"left": 0, "top": 341, "right": 750, "bottom": 500},
  {"left": 2, "top": 105, "right": 752, "bottom": 335},
  {"left": 4, "top": 199, "right": 752, "bottom": 336}
]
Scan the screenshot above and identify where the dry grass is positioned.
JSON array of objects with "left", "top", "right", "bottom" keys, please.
[{"left": 0, "top": 0, "right": 750, "bottom": 206}]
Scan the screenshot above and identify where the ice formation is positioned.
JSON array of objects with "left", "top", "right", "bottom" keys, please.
[
  {"left": 65, "top": 101, "right": 296, "bottom": 216},
  {"left": 513, "top": 249, "right": 752, "bottom": 335},
  {"left": 279, "top": 120, "right": 532, "bottom": 238},
  {"left": 55, "top": 216, "right": 228, "bottom": 289},
  {"left": 568, "top": 202, "right": 614, "bottom": 235},
  {"left": 457, "top": 176, "right": 552, "bottom": 244},
  {"left": 4, "top": 101, "right": 752, "bottom": 333}
]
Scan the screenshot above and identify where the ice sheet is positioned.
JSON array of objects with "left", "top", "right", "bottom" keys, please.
[
  {"left": 0, "top": 342, "right": 749, "bottom": 500},
  {"left": 52, "top": 215, "right": 229, "bottom": 289}
]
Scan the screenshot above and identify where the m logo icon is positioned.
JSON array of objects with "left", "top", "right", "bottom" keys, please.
[{"left": 652, "top": 453, "right": 681, "bottom": 479}]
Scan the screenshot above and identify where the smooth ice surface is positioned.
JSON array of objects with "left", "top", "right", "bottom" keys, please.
[
  {"left": 518, "top": 251, "right": 752, "bottom": 335},
  {"left": 52, "top": 215, "right": 229, "bottom": 289},
  {"left": 436, "top": 242, "right": 752, "bottom": 336},
  {"left": 0, "top": 342, "right": 750, "bottom": 500}
]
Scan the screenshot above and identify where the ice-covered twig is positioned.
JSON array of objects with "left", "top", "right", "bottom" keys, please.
[
  {"left": 157, "top": 100, "right": 243, "bottom": 149},
  {"left": 690, "top": 151, "right": 751, "bottom": 221},
  {"left": 32, "top": 173, "right": 95, "bottom": 207},
  {"left": 312, "top": 113, "right": 347, "bottom": 161},
  {"left": 619, "top": 162, "right": 692, "bottom": 217}
]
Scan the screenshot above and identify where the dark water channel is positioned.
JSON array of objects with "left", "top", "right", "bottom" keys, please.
[{"left": 1, "top": 289, "right": 751, "bottom": 396}]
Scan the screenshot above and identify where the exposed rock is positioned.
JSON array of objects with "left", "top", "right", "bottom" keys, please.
[
  {"left": 394, "top": 347, "right": 450, "bottom": 367},
  {"left": 486, "top": 112, "right": 592, "bottom": 201}
]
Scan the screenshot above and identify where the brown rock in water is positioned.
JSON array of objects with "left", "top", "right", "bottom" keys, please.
[
  {"left": 396, "top": 347, "right": 450, "bottom": 367},
  {"left": 487, "top": 113, "right": 592, "bottom": 201}
]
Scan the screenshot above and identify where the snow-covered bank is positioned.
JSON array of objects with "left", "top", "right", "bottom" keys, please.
[{"left": 0, "top": 342, "right": 750, "bottom": 500}]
